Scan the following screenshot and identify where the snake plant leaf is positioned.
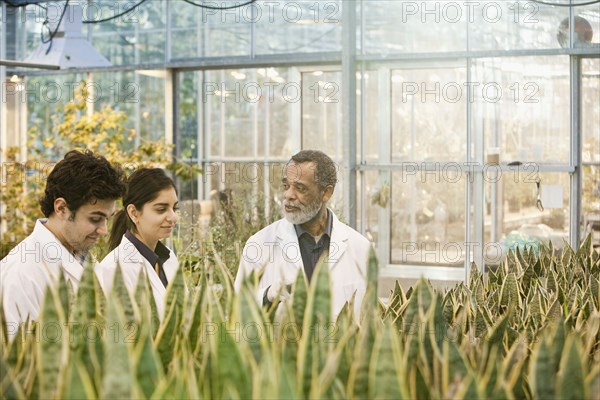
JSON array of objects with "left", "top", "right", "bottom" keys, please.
[
  {"left": 360, "top": 248, "right": 379, "bottom": 321},
  {"left": 586, "top": 365, "right": 600, "bottom": 400},
  {"left": 499, "top": 273, "right": 521, "bottom": 312},
  {"left": 187, "top": 290, "right": 204, "bottom": 354},
  {"left": 549, "top": 321, "right": 567, "bottom": 374},
  {"left": 211, "top": 323, "right": 251, "bottom": 399},
  {"left": 442, "top": 339, "right": 469, "bottom": 393},
  {"left": 474, "top": 308, "right": 488, "bottom": 339},
  {"left": 515, "top": 247, "right": 526, "bottom": 274},
  {"left": 332, "top": 307, "right": 357, "bottom": 389},
  {"left": 276, "top": 359, "right": 297, "bottom": 400},
  {"left": 37, "top": 288, "right": 66, "bottom": 400},
  {"left": 100, "top": 296, "right": 134, "bottom": 399},
  {"left": 556, "top": 336, "right": 586, "bottom": 399},
  {"left": 530, "top": 337, "right": 554, "bottom": 399},
  {"left": 56, "top": 268, "right": 70, "bottom": 323},
  {"left": 546, "top": 297, "right": 563, "bottom": 323},
  {"left": 528, "top": 288, "right": 544, "bottom": 328},
  {"left": 155, "top": 296, "right": 178, "bottom": 370},
  {"left": 521, "top": 264, "right": 535, "bottom": 292},
  {"left": 409, "top": 365, "right": 431, "bottom": 400},
  {"left": 368, "top": 322, "right": 407, "bottom": 400},
  {"left": 590, "top": 275, "right": 599, "bottom": 310},
  {"left": 473, "top": 281, "right": 485, "bottom": 310},
  {"left": 134, "top": 267, "right": 149, "bottom": 310},
  {"left": 74, "top": 260, "right": 97, "bottom": 324},
  {"left": 292, "top": 269, "right": 308, "bottom": 328},
  {"left": 164, "top": 264, "right": 186, "bottom": 330},
  {"left": 236, "top": 285, "right": 269, "bottom": 365},
  {"left": 134, "top": 268, "right": 159, "bottom": 340},
  {"left": 385, "top": 280, "right": 406, "bottom": 320},
  {"left": 297, "top": 253, "right": 332, "bottom": 398},
  {"left": 486, "top": 311, "right": 510, "bottom": 346},
  {"left": 502, "top": 338, "right": 528, "bottom": 399},
  {"left": 155, "top": 265, "right": 186, "bottom": 369},
  {"left": 561, "top": 244, "right": 575, "bottom": 266},
  {"left": 135, "top": 328, "right": 164, "bottom": 399},
  {"left": 0, "top": 296, "right": 7, "bottom": 348},
  {"left": 449, "top": 374, "right": 478, "bottom": 400},
  {"left": 577, "top": 233, "right": 593, "bottom": 261},
  {"left": 93, "top": 273, "right": 106, "bottom": 321},
  {"left": 0, "top": 356, "right": 26, "bottom": 399},
  {"left": 477, "top": 346, "right": 499, "bottom": 399},
  {"left": 399, "top": 288, "right": 419, "bottom": 332},
  {"left": 582, "top": 311, "right": 600, "bottom": 358},
  {"left": 111, "top": 262, "right": 137, "bottom": 324},
  {"left": 72, "top": 261, "right": 102, "bottom": 386},
  {"left": 346, "top": 321, "right": 374, "bottom": 399},
  {"left": 61, "top": 359, "right": 96, "bottom": 400}
]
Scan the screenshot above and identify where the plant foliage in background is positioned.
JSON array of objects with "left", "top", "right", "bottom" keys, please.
[
  {"left": 0, "top": 83, "right": 201, "bottom": 259},
  {"left": 1, "top": 236, "right": 598, "bottom": 399}
]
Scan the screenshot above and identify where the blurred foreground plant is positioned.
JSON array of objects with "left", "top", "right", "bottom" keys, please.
[{"left": 1, "top": 235, "right": 598, "bottom": 399}]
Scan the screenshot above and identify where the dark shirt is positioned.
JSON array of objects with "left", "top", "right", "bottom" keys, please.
[
  {"left": 294, "top": 209, "right": 333, "bottom": 282},
  {"left": 125, "top": 230, "right": 170, "bottom": 287}
]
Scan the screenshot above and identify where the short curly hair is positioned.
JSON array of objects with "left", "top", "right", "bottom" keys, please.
[
  {"left": 290, "top": 150, "right": 337, "bottom": 191},
  {"left": 40, "top": 150, "right": 126, "bottom": 217}
]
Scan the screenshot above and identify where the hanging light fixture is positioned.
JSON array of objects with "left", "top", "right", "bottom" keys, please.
[{"left": 23, "top": 2, "right": 111, "bottom": 69}]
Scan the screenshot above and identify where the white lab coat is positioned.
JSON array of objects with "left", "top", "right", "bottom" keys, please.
[
  {"left": 0, "top": 219, "right": 85, "bottom": 340},
  {"left": 234, "top": 210, "right": 372, "bottom": 318},
  {"left": 96, "top": 235, "right": 179, "bottom": 320}
]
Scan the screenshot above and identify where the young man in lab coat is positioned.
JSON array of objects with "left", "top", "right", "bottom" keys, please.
[
  {"left": 0, "top": 150, "right": 126, "bottom": 340},
  {"left": 234, "top": 150, "right": 372, "bottom": 319}
]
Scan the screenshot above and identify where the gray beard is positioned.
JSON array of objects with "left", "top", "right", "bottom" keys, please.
[{"left": 283, "top": 200, "right": 323, "bottom": 225}]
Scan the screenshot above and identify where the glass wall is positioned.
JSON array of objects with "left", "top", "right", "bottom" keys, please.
[
  {"left": 581, "top": 58, "right": 600, "bottom": 246},
  {"left": 2, "top": 0, "right": 599, "bottom": 279}
]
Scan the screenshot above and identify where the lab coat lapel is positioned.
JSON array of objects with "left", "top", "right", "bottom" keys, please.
[
  {"left": 60, "top": 255, "right": 85, "bottom": 286},
  {"left": 34, "top": 220, "right": 84, "bottom": 286},
  {"left": 143, "top": 257, "right": 167, "bottom": 300},
  {"left": 275, "top": 218, "right": 304, "bottom": 272},
  {"left": 328, "top": 211, "right": 348, "bottom": 272}
]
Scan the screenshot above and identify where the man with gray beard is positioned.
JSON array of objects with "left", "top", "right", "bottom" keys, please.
[{"left": 234, "top": 150, "right": 372, "bottom": 319}]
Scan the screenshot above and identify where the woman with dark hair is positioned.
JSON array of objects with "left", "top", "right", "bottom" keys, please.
[{"left": 97, "top": 168, "right": 179, "bottom": 320}]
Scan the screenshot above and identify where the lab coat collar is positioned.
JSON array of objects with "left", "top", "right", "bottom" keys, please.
[
  {"left": 119, "top": 235, "right": 168, "bottom": 300},
  {"left": 34, "top": 219, "right": 85, "bottom": 283}
]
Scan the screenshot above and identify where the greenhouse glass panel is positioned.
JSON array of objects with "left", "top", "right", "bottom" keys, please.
[
  {"left": 582, "top": 58, "right": 600, "bottom": 164},
  {"left": 301, "top": 70, "right": 345, "bottom": 209},
  {"left": 204, "top": 67, "right": 295, "bottom": 159},
  {"left": 359, "top": 0, "right": 467, "bottom": 55},
  {"left": 581, "top": 58, "right": 600, "bottom": 245},
  {"left": 391, "top": 64, "right": 467, "bottom": 163},
  {"left": 483, "top": 171, "right": 570, "bottom": 267},
  {"left": 468, "top": 0, "right": 568, "bottom": 51},
  {"left": 25, "top": 73, "right": 81, "bottom": 158},
  {"left": 360, "top": 69, "right": 383, "bottom": 163},
  {"left": 472, "top": 56, "right": 570, "bottom": 165},
  {"left": 93, "top": 70, "right": 166, "bottom": 143},
  {"left": 390, "top": 169, "right": 466, "bottom": 266},
  {"left": 254, "top": 0, "right": 342, "bottom": 54},
  {"left": 170, "top": 1, "right": 251, "bottom": 58},
  {"left": 302, "top": 70, "right": 342, "bottom": 158},
  {"left": 91, "top": 0, "right": 167, "bottom": 65},
  {"left": 574, "top": 4, "right": 600, "bottom": 47},
  {"left": 362, "top": 169, "right": 388, "bottom": 251}
]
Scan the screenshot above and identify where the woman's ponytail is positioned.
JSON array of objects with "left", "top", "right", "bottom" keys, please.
[{"left": 108, "top": 209, "right": 130, "bottom": 251}]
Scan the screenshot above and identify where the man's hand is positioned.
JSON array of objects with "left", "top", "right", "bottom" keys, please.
[{"left": 267, "top": 281, "right": 291, "bottom": 303}]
